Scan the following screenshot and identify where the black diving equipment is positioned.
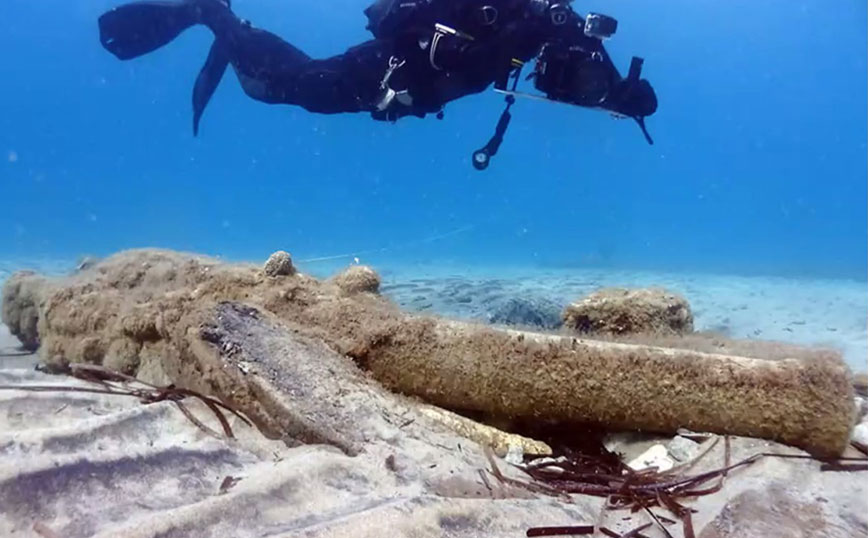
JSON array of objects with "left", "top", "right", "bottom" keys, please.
[
  {"left": 472, "top": 64, "right": 522, "bottom": 171},
  {"left": 363, "top": 0, "right": 656, "bottom": 170},
  {"left": 473, "top": 7, "right": 656, "bottom": 170},
  {"left": 531, "top": 42, "right": 612, "bottom": 107},
  {"left": 583, "top": 13, "right": 617, "bottom": 39},
  {"left": 529, "top": 47, "right": 655, "bottom": 142}
]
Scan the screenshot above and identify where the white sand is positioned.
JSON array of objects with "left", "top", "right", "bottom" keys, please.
[
  {"left": 0, "top": 324, "right": 16, "bottom": 348},
  {"left": 0, "top": 323, "right": 36, "bottom": 370},
  {"left": 1, "top": 258, "right": 65, "bottom": 369}
]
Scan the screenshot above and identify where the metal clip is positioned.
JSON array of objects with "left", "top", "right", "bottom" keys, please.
[
  {"left": 380, "top": 56, "right": 405, "bottom": 90},
  {"left": 377, "top": 56, "right": 406, "bottom": 111},
  {"left": 478, "top": 6, "right": 498, "bottom": 26}
]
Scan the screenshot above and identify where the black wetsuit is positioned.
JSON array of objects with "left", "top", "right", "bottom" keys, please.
[
  {"left": 98, "top": 0, "right": 656, "bottom": 133},
  {"left": 195, "top": 0, "right": 554, "bottom": 120}
]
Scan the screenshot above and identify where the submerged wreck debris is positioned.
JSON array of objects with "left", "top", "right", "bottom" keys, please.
[
  {"left": 0, "top": 271, "right": 48, "bottom": 352},
  {"left": 526, "top": 525, "right": 595, "bottom": 536},
  {"left": 0, "top": 248, "right": 857, "bottom": 457},
  {"left": 262, "top": 250, "right": 295, "bottom": 277},
  {"left": 416, "top": 404, "right": 552, "bottom": 458},
  {"left": 0, "top": 248, "right": 866, "bottom": 537},
  {"left": 331, "top": 264, "right": 382, "bottom": 295},
  {"left": 562, "top": 287, "right": 694, "bottom": 335}
]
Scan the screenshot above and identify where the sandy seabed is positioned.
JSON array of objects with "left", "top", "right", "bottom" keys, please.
[
  {"left": 0, "top": 252, "right": 865, "bottom": 538},
  {"left": 0, "top": 323, "right": 35, "bottom": 369},
  {"left": 369, "top": 263, "right": 867, "bottom": 373}
]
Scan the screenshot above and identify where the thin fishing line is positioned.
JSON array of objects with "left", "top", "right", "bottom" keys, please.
[{"left": 298, "top": 224, "right": 476, "bottom": 264}]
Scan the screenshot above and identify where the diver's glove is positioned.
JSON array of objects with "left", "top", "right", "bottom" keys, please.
[
  {"left": 606, "top": 76, "right": 657, "bottom": 144},
  {"left": 610, "top": 77, "right": 657, "bottom": 119}
]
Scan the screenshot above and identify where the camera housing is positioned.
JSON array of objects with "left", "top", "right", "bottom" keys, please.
[
  {"left": 531, "top": 44, "right": 613, "bottom": 107},
  {"left": 479, "top": 5, "right": 654, "bottom": 170},
  {"left": 584, "top": 13, "right": 618, "bottom": 40}
]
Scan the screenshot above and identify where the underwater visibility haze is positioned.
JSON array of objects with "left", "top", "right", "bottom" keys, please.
[{"left": 0, "top": 0, "right": 866, "bottom": 369}]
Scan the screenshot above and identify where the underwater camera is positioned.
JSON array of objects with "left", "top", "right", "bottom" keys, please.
[
  {"left": 472, "top": 10, "right": 653, "bottom": 170},
  {"left": 531, "top": 43, "right": 614, "bottom": 108},
  {"left": 531, "top": 12, "right": 620, "bottom": 107},
  {"left": 583, "top": 13, "right": 618, "bottom": 40}
]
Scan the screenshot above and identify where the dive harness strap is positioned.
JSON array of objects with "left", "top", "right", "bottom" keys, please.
[
  {"left": 430, "top": 23, "right": 475, "bottom": 71},
  {"left": 376, "top": 23, "right": 474, "bottom": 118}
]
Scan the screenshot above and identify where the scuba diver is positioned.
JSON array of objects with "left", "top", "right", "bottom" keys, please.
[{"left": 97, "top": 0, "right": 658, "bottom": 169}]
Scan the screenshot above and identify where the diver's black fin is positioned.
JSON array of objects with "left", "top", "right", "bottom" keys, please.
[
  {"left": 635, "top": 116, "right": 654, "bottom": 145},
  {"left": 98, "top": 1, "right": 198, "bottom": 60},
  {"left": 193, "top": 40, "right": 230, "bottom": 136}
]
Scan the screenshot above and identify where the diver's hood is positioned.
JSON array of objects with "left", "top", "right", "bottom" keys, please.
[{"left": 363, "top": 0, "right": 392, "bottom": 34}]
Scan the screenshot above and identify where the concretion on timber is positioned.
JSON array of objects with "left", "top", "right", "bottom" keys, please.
[{"left": 0, "top": 248, "right": 856, "bottom": 457}]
